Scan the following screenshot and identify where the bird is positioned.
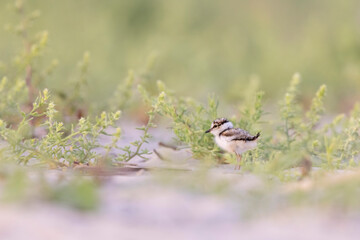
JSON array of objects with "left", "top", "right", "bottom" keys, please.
[{"left": 205, "top": 117, "right": 260, "bottom": 170}]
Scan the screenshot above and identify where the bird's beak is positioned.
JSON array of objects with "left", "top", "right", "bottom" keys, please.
[{"left": 205, "top": 128, "right": 211, "bottom": 134}]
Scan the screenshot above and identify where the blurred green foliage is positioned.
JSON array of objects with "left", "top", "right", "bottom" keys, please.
[
  {"left": 1, "top": 0, "right": 360, "bottom": 109},
  {"left": 49, "top": 178, "right": 99, "bottom": 211}
]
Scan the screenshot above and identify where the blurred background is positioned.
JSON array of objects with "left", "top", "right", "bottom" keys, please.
[
  {"left": 1, "top": 0, "right": 360, "bottom": 111},
  {"left": 1, "top": 1, "right": 360, "bottom": 239}
]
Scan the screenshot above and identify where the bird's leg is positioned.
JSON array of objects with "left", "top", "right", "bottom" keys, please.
[
  {"left": 234, "top": 154, "right": 238, "bottom": 170},
  {"left": 238, "top": 154, "right": 242, "bottom": 170},
  {"left": 235, "top": 154, "right": 242, "bottom": 170}
]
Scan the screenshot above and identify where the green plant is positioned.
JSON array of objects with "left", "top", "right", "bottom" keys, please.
[
  {"left": 134, "top": 73, "right": 360, "bottom": 173},
  {"left": 0, "top": 89, "right": 122, "bottom": 166},
  {"left": 139, "top": 80, "right": 221, "bottom": 160}
]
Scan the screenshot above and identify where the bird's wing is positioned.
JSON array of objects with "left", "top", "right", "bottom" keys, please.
[{"left": 222, "top": 128, "right": 260, "bottom": 142}]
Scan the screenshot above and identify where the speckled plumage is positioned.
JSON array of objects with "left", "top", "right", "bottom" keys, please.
[
  {"left": 220, "top": 128, "right": 260, "bottom": 142},
  {"left": 205, "top": 118, "right": 260, "bottom": 169}
]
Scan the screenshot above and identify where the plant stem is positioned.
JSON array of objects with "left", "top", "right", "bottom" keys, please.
[{"left": 125, "top": 114, "right": 153, "bottom": 162}]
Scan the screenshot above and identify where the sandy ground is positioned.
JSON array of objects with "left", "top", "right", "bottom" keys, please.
[
  {"left": 0, "top": 173, "right": 360, "bottom": 240},
  {"left": 1, "top": 121, "right": 360, "bottom": 240}
]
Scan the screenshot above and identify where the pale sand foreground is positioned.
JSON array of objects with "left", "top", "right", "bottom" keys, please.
[
  {"left": 1, "top": 122, "right": 359, "bottom": 240},
  {"left": 0, "top": 173, "right": 359, "bottom": 240}
]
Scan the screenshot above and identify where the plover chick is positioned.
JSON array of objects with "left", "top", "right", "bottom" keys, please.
[{"left": 205, "top": 117, "right": 260, "bottom": 170}]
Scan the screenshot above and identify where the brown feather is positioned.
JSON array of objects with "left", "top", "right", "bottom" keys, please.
[{"left": 220, "top": 128, "right": 260, "bottom": 142}]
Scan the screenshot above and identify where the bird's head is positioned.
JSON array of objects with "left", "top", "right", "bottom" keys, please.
[{"left": 205, "top": 118, "right": 233, "bottom": 135}]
